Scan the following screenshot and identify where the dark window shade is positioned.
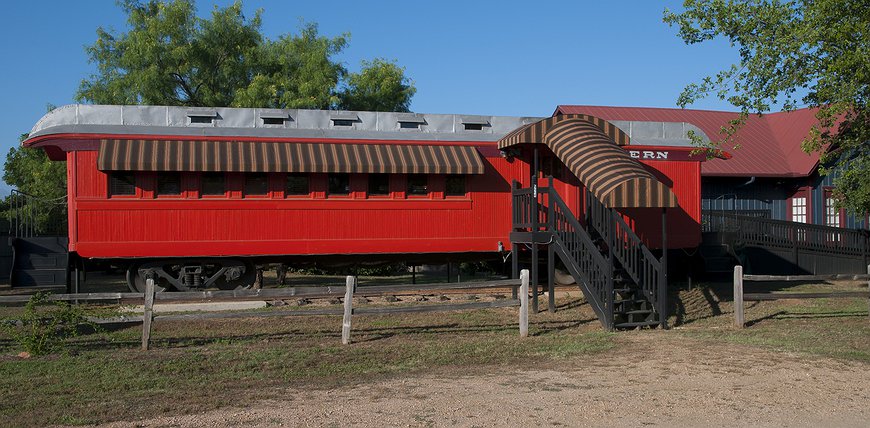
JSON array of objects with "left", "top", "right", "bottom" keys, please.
[
  {"left": 190, "top": 116, "right": 213, "bottom": 124},
  {"left": 328, "top": 173, "right": 350, "bottom": 196},
  {"left": 201, "top": 173, "right": 225, "bottom": 196},
  {"left": 157, "top": 173, "right": 182, "bottom": 196},
  {"left": 286, "top": 174, "right": 309, "bottom": 195},
  {"left": 262, "top": 117, "right": 285, "bottom": 125},
  {"left": 407, "top": 174, "right": 428, "bottom": 195},
  {"left": 368, "top": 174, "right": 390, "bottom": 196},
  {"left": 245, "top": 173, "right": 269, "bottom": 196},
  {"left": 109, "top": 172, "right": 136, "bottom": 196},
  {"left": 446, "top": 176, "right": 466, "bottom": 196}
]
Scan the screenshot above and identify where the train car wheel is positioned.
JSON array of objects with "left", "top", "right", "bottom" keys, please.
[
  {"left": 126, "top": 264, "right": 172, "bottom": 293},
  {"left": 212, "top": 260, "right": 257, "bottom": 290},
  {"left": 125, "top": 259, "right": 256, "bottom": 292}
]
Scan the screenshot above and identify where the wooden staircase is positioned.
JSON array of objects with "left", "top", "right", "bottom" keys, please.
[
  {"left": 7, "top": 190, "right": 70, "bottom": 289},
  {"left": 511, "top": 180, "right": 667, "bottom": 330}
]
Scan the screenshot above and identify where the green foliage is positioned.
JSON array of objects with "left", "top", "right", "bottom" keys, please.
[
  {"left": 339, "top": 59, "right": 416, "bottom": 112},
  {"left": 232, "top": 22, "right": 348, "bottom": 109},
  {"left": 1, "top": 292, "right": 96, "bottom": 356},
  {"left": 78, "top": 0, "right": 262, "bottom": 106},
  {"left": 664, "top": 0, "right": 870, "bottom": 214},
  {"left": 4, "top": 136, "right": 66, "bottom": 200},
  {"left": 3, "top": 132, "right": 67, "bottom": 234},
  {"left": 77, "top": 1, "right": 416, "bottom": 112}
]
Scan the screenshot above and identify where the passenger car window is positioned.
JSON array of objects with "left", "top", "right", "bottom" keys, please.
[
  {"left": 407, "top": 174, "right": 428, "bottom": 196},
  {"left": 286, "top": 174, "right": 309, "bottom": 196},
  {"left": 157, "top": 173, "right": 182, "bottom": 196},
  {"left": 245, "top": 173, "right": 269, "bottom": 196},
  {"left": 109, "top": 172, "right": 136, "bottom": 196},
  {"left": 201, "top": 173, "right": 225, "bottom": 196},
  {"left": 328, "top": 173, "right": 350, "bottom": 196}
]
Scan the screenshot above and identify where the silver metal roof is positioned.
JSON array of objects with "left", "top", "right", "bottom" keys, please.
[{"left": 29, "top": 104, "right": 708, "bottom": 146}]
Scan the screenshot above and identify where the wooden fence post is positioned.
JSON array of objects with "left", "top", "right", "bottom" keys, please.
[
  {"left": 734, "top": 265, "right": 744, "bottom": 328},
  {"left": 141, "top": 277, "right": 155, "bottom": 350},
  {"left": 341, "top": 275, "right": 355, "bottom": 345},
  {"left": 519, "top": 269, "right": 529, "bottom": 337}
]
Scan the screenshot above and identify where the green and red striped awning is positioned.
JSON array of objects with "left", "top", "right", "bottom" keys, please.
[
  {"left": 498, "top": 115, "right": 678, "bottom": 209},
  {"left": 97, "top": 139, "right": 485, "bottom": 175}
]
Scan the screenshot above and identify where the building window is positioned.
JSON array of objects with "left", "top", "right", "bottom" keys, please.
[
  {"left": 446, "top": 176, "right": 466, "bottom": 196},
  {"left": 109, "top": 172, "right": 136, "bottom": 196},
  {"left": 824, "top": 189, "right": 841, "bottom": 228},
  {"left": 245, "top": 173, "right": 269, "bottom": 196},
  {"left": 328, "top": 173, "right": 350, "bottom": 196},
  {"left": 407, "top": 174, "right": 428, "bottom": 196},
  {"left": 156, "top": 173, "right": 182, "bottom": 196},
  {"left": 791, "top": 195, "right": 808, "bottom": 223},
  {"left": 368, "top": 174, "right": 390, "bottom": 196},
  {"left": 201, "top": 173, "right": 225, "bottom": 196},
  {"left": 286, "top": 174, "right": 309, "bottom": 196}
]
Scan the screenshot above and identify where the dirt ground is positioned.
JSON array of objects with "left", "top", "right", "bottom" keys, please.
[{"left": 95, "top": 333, "right": 870, "bottom": 428}]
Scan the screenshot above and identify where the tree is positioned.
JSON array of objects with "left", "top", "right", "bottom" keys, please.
[
  {"left": 4, "top": 0, "right": 418, "bottom": 228},
  {"left": 4, "top": 132, "right": 68, "bottom": 234},
  {"left": 77, "top": 0, "right": 416, "bottom": 111},
  {"left": 339, "top": 59, "right": 416, "bottom": 112},
  {"left": 664, "top": 0, "right": 870, "bottom": 214}
]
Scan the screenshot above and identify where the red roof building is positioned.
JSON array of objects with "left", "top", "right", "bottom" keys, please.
[{"left": 555, "top": 105, "right": 821, "bottom": 178}]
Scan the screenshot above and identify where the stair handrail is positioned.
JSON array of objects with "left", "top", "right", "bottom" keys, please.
[
  {"left": 610, "top": 211, "right": 662, "bottom": 304},
  {"left": 8, "top": 189, "right": 68, "bottom": 238},
  {"left": 587, "top": 190, "right": 664, "bottom": 316},
  {"left": 545, "top": 187, "right": 612, "bottom": 327}
]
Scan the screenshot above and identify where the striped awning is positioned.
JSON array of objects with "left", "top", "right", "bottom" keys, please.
[
  {"left": 499, "top": 115, "right": 678, "bottom": 208},
  {"left": 97, "top": 139, "right": 485, "bottom": 174}
]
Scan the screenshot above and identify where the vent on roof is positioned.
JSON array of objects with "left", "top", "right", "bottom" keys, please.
[
  {"left": 330, "top": 112, "right": 359, "bottom": 127},
  {"left": 397, "top": 114, "right": 426, "bottom": 130},
  {"left": 187, "top": 109, "right": 218, "bottom": 125},
  {"left": 461, "top": 116, "right": 490, "bottom": 131},
  {"left": 259, "top": 112, "right": 291, "bottom": 126}
]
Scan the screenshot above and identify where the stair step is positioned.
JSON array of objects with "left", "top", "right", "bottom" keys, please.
[
  {"left": 615, "top": 309, "right": 653, "bottom": 315},
  {"left": 12, "top": 268, "right": 67, "bottom": 287},
  {"left": 614, "top": 299, "right": 648, "bottom": 305},
  {"left": 614, "top": 321, "right": 660, "bottom": 329}
]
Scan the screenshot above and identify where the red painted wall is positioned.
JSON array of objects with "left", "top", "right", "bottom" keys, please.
[
  {"left": 622, "top": 158, "right": 702, "bottom": 249},
  {"left": 67, "top": 145, "right": 522, "bottom": 258},
  {"left": 65, "top": 140, "right": 702, "bottom": 259}
]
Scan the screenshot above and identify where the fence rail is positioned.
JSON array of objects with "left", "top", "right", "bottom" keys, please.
[
  {"left": 0, "top": 279, "right": 520, "bottom": 304},
  {"left": 732, "top": 265, "right": 870, "bottom": 328},
  {"left": 1, "top": 273, "right": 531, "bottom": 350}
]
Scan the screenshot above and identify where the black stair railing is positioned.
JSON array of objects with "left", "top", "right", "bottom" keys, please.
[
  {"left": 547, "top": 189, "right": 612, "bottom": 328},
  {"left": 587, "top": 192, "right": 666, "bottom": 326},
  {"left": 511, "top": 181, "right": 545, "bottom": 231},
  {"left": 8, "top": 189, "right": 68, "bottom": 238}
]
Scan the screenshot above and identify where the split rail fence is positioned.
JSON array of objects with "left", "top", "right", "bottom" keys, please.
[
  {"left": 732, "top": 265, "right": 870, "bottom": 328},
  {"left": 0, "top": 270, "right": 532, "bottom": 350}
]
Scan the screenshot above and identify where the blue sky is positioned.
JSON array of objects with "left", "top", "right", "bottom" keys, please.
[{"left": 0, "top": 0, "right": 738, "bottom": 195}]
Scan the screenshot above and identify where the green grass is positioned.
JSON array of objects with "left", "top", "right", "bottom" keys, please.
[
  {"left": 0, "top": 299, "right": 612, "bottom": 427},
  {"left": 672, "top": 280, "right": 870, "bottom": 362},
  {"left": 1, "top": 279, "right": 867, "bottom": 427}
]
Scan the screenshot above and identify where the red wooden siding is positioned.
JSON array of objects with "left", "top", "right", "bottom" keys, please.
[
  {"left": 620, "top": 159, "right": 702, "bottom": 249},
  {"left": 68, "top": 145, "right": 520, "bottom": 258}
]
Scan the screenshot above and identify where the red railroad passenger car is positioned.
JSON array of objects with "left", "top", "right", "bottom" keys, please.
[{"left": 24, "top": 105, "right": 717, "bottom": 292}]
